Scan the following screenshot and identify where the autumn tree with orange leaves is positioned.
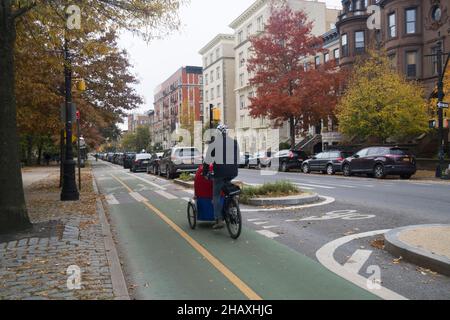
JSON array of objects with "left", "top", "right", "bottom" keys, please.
[{"left": 247, "top": 4, "right": 345, "bottom": 149}]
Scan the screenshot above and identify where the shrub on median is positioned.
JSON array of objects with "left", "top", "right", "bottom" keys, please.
[{"left": 240, "top": 181, "right": 302, "bottom": 204}]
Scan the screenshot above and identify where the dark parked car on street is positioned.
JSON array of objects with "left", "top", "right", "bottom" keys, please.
[
  {"left": 264, "top": 150, "right": 308, "bottom": 172},
  {"left": 123, "top": 152, "right": 136, "bottom": 169},
  {"left": 147, "top": 152, "right": 164, "bottom": 175},
  {"left": 341, "top": 147, "right": 416, "bottom": 179},
  {"left": 302, "top": 150, "right": 353, "bottom": 175},
  {"left": 130, "top": 153, "right": 152, "bottom": 172},
  {"left": 107, "top": 153, "right": 114, "bottom": 162},
  {"left": 159, "top": 147, "right": 202, "bottom": 179}
]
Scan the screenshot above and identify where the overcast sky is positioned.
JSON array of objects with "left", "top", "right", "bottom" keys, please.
[{"left": 118, "top": 0, "right": 342, "bottom": 130}]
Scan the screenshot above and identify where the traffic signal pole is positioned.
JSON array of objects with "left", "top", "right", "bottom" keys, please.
[{"left": 435, "top": 41, "right": 447, "bottom": 178}]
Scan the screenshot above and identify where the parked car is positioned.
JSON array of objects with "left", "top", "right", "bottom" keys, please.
[
  {"left": 107, "top": 153, "right": 114, "bottom": 162},
  {"left": 123, "top": 152, "right": 136, "bottom": 169},
  {"left": 247, "top": 151, "right": 271, "bottom": 169},
  {"left": 265, "top": 149, "right": 308, "bottom": 172},
  {"left": 147, "top": 152, "right": 164, "bottom": 175},
  {"left": 341, "top": 147, "right": 416, "bottom": 179},
  {"left": 113, "top": 153, "right": 123, "bottom": 165},
  {"left": 130, "top": 153, "right": 152, "bottom": 172},
  {"left": 159, "top": 147, "right": 202, "bottom": 179},
  {"left": 302, "top": 150, "right": 353, "bottom": 175}
]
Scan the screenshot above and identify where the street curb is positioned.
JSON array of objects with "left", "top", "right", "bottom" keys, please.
[
  {"left": 384, "top": 224, "right": 450, "bottom": 277},
  {"left": 246, "top": 193, "right": 319, "bottom": 206},
  {"left": 173, "top": 179, "right": 194, "bottom": 189},
  {"left": 92, "top": 176, "right": 130, "bottom": 300}
]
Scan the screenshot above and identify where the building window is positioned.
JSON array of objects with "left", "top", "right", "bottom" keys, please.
[
  {"left": 315, "top": 56, "right": 320, "bottom": 67},
  {"left": 405, "top": 8, "right": 417, "bottom": 34},
  {"left": 406, "top": 51, "right": 417, "bottom": 77},
  {"left": 257, "top": 16, "right": 263, "bottom": 31},
  {"left": 388, "top": 53, "right": 397, "bottom": 69},
  {"left": 247, "top": 24, "right": 253, "bottom": 38},
  {"left": 431, "top": 47, "right": 439, "bottom": 75},
  {"left": 341, "top": 34, "right": 348, "bottom": 57},
  {"left": 333, "top": 48, "right": 340, "bottom": 63},
  {"left": 205, "top": 90, "right": 209, "bottom": 102},
  {"left": 324, "top": 52, "right": 329, "bottom": 63},
  {"left": 210, "top": 70, "right": 214, "bottom": 82},
  {"left": 388, "top": 12, "right": 396, "bottom": 38},
  {"left": 217, "top": 85, "right": 220, "bottom": 97},
  {"left": 238, "top": 30, "right": 243, "bottom": 44},
  {"left": 355, "top": 31, "right": 365, "bottom": 54},
  {"left": 239, "top": 52, "right": 244, "bottom": 67},
  {"left": 239, "top": 73, "right": 244, "bottom": 87},
  {"left": 216, "top": 67, "right": 220, "bottom": 79},
  {"left": 239, "top": 95, "right": 245, "bottom": 110},
  {"left": 215, "top": 48, "right": 220, "bottom": 60},
  {"left": 205, "top": 74, "right": 208, "bottom": 85},
  {"left": 211, "top": 89, "right": 214, "bottom": 100},
  {"left": 210, "top": 52, "right": 213, "bottom": 63}
]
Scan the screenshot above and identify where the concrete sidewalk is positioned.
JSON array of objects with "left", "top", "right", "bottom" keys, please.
[
  {"left": 384, "top": 225, "right": 450, "bottom": 277},
  {"left": 0, "top": 165, "right": 127, "bottom": 300}
]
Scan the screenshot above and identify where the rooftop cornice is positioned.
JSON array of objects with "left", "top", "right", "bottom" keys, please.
[
  {"left": 229, "top": 0, "right": 268, "bottom": 29},
  {"left": 198, "top": 33, "right": 235, "bottom": 55}
]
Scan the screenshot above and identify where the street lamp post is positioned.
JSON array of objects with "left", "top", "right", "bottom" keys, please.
[{"left": 61, "top": 35, "right": 79, "bottom": 201}]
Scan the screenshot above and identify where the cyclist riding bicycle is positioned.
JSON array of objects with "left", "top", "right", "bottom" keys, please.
[{"left": 203, "top": 124, "right": 240, "bottom": 230}]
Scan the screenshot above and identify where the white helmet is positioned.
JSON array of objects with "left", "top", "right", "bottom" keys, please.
[{"left": 217, "top": 124, "right": 228, "bottom": 135}]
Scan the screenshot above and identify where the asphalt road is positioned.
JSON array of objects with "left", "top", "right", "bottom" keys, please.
[{"left": 93, "top": 160, "right": 450, "bottom": 300}]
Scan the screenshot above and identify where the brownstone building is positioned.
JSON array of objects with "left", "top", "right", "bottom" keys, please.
[{"left": 336, "top": 0, "right": 450, "bottom": 96}]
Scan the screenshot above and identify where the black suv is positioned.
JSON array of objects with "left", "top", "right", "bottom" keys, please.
[
  {"left": 264, "top": 150, "right": 307, "bottom": 172},
  {"left": 302, "top": 150, "right": 353, "bottom": 175},
  {"left": 123, "top": 152, "right": 136, "bottom": 169},
  {"left": 341, "top": 147, "right": 416, "bottom": 179}
]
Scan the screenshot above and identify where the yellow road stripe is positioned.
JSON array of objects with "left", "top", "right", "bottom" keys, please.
[{"left": 110, "top": 174, "right": 262, "bottom": 300}]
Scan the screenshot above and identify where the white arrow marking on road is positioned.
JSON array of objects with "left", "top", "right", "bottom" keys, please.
[
  {"left": 343, "top": 249, "right": 373, "bottom": 274},
  {"left": 154, "top": 189, "right": 178, "bottom": 200},
  {"left": 256, "top": 230, "right": 279, "bottom": 239},
  {"left": 316, "top": 229, "right": 407, "bottom": 300}
]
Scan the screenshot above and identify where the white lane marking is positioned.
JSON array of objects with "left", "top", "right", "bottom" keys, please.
[
  {"left": 129, "top": 192, "right": 147, "bottom": 203},
  {"left": 256, "top": 230, "right": 279, "bottom": 239},
  {"left": 262, "top": 225, "right": 279, "bottom": 229},
  {"left": 105, "top": 194, "right": 119, "bottom": 205},
  {"left": 247, "top": 218, "right": 266, "bottom": 222},
  {"left": 241, "top": 196, "right": 335, "bottom": 212},
  {"left": 294, "top": 183, "right": 335, "bottom": 189},
  {"left": 97, "top": 177, "right": 113, "bottom": 181},
  {"left": 154, "top": 189, "right": 178, "bottom": 200},
  {"left": 124, "top": 172, "right": 166, "bottom": 190},
  {"left": 294, "top": 185, "right": 315, "bottom": 190},
  {"left": 253, "top": 221, "right": 269, "bottom": 225},
  {"left": 303, "top": 180, "right": 357, "bottom": 188},
  {"left": 343, "top": 249, "right": 373, "bottom": 274},
  {"left": 316, "top": 229, "right": 407, "bottom": 300}
]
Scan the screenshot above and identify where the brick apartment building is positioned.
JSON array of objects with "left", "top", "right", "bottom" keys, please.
[
  {"left": 127, "top": 113, "right": 151, "bottom": 133},
  {"left": 153, "top": 66, "right": 203, "bottom": 150}
]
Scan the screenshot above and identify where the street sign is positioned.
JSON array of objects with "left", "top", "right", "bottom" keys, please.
[{"left": 437, "top": 102, "right": 449, "bottom": 109}]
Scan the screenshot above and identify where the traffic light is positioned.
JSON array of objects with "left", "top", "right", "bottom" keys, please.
[{"left": 212, "top": 108, "right": 221, "bottom": 121}]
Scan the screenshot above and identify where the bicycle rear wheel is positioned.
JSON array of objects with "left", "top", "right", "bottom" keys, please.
[
  {"left": 224, "top": 198, "right": 242, "bottom": 239},
  {"left": 187, "top": 201, "right": 197, "bottom": 230}
]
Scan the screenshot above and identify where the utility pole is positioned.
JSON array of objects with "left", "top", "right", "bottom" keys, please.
[
  {"left": 209, "top": 103, "right": 214, "bottom": 129},
  {"left": 60, "top": 34, "right": 79, "bottom": 201}
]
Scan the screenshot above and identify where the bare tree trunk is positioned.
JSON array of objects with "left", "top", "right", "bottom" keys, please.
[
  {"left": 0, "top": 5, "right": 32, "bottom": 233},
  {"left": 289, "top": 116, "right": 295, "bottom": 150}
]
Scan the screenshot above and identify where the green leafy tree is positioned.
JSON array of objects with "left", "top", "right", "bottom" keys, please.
[
  {"left": 337, "top": 50, "right": 429, "bottom": 143},
  {"left": 135, "top": 126, "right": 152, "bottom": 152},
  {"left": 0, "top": 0, "right": 185, "bottom": 232}
]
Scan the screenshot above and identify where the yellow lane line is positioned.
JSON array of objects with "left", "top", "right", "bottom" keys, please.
[{"left": 109, "top": 174, "right": 262, "bottom": 301}]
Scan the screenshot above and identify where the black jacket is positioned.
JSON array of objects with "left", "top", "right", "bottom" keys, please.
[{"left": 204, "top": 133, "right": 240, "bottom": 179}]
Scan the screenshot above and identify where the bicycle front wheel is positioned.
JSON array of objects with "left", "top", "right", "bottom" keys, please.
[
  {"left": 224, "top": 198, "right": 242, "bottom": 239},
  {"left": 187, "top": 201, "right": 197, "bottom": 230}
]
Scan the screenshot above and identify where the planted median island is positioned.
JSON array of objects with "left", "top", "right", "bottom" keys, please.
[{"left": 239, "top": 181, "right": 319, "bottom": 207}]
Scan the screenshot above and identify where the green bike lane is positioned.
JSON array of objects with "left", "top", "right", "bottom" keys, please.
[{"left": 94, "top": 166, "right": 379, "bottom": 300}]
